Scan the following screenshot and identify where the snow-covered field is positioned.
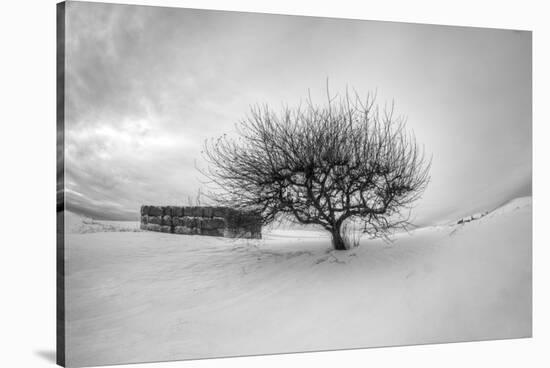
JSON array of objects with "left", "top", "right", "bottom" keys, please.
[{"left": 64, "top": 197, "right": 532, "bottom": 367}]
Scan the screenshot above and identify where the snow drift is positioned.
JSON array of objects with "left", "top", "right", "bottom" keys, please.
[{"left": 64, "top": 197, "right": 532, "bottom": 367}]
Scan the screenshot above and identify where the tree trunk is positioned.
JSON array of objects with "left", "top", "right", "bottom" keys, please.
[{"left": 331, "top": 227, "right": 347, "bottom": 251}]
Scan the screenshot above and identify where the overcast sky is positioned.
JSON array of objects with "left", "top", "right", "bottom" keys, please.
[{"left": 64, "top": 1, "right": 531, "bottom": 223}]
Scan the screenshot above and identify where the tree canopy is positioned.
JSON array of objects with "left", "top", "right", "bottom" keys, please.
[{"left": 203, "top": 90, "right": 431, "bottom": 250}]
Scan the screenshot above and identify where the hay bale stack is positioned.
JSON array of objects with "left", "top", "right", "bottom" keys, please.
[
  {"left": 148, "top": 216, "right": 161, "bottom": 225},
  {"left": 145, "top": 224, "right": 161, "bottom": 232},
  {"left": 139, "top": 205, "right": 261, "bottom": 239},
  {"left": 148, "top": 206, "right": 162, "bottom": 217}
]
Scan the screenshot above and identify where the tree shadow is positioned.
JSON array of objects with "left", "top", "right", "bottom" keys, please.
[{"left": 34, "top": 350, "right": 56, "bottom": 364}]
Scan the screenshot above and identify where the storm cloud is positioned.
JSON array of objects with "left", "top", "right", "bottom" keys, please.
[{"left": 63, "top": 2, "right": 531, "bottom": 223}]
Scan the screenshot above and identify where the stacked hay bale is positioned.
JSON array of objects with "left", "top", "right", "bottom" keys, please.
[
  {"left": 139, "top": 205, "right": 261, "bottom": 239},
  {"left": 141, "top": 205, "right": 162, "bottom": 232},
  {"left": 223, "top": 208, "right": 262, "bottom": 239}
]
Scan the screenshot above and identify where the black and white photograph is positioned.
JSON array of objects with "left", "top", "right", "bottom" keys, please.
[{"left": 56, "top": 1, "right": 532, "bottom": 367}]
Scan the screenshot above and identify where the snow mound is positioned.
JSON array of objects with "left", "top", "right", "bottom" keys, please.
[
  {"left": 488, "top": 196, "right": 532, "bottom": 217},
  {"left": 452, "top": 196, "right": 531, "bottom": 226},
  {"left": 64, "top": 197, "right": 531, "bottom": 366}
]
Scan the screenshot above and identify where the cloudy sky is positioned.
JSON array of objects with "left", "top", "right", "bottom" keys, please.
[{"left": 63, "top": 1, "right": 531, "bottom": 223}]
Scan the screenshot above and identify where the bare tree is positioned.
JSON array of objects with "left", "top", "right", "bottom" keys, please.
[{"left": 202, "top": 89, "right": 431, "bottom": 250}]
